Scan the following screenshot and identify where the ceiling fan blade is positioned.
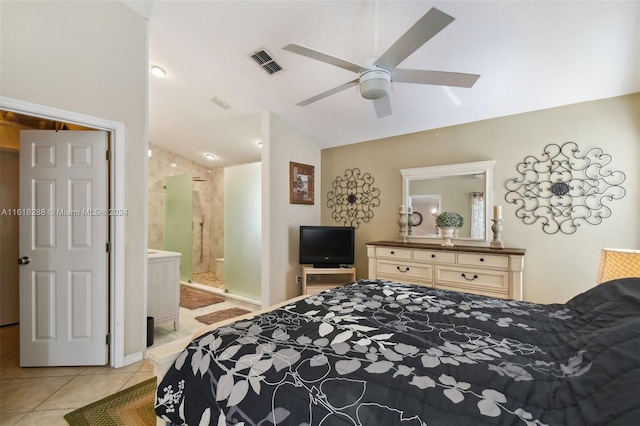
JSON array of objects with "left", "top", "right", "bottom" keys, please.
[
  {"left": 373, "top": 95, "right": 392, "bottom": 118},
  {"left": 296, "top": 80, "right": 359, "bottom": 106},
  {"left": 392, "top": 69, "right": 480, "bottom": 88},
  {"left": 375, "top": 8, "right": 454, "bottom": 71},
  {"left": 283, "top": 43, "right": 367, "bottom": 74}
]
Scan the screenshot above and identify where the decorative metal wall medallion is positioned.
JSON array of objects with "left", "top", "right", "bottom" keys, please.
[
  {"left": 327, "top": 168, "right": 381, "bottom": 228},
  {"left": 504, "top": 142, "right": 626, "bottom": 234}
]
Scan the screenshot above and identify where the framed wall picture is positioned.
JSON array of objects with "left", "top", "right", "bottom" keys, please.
[{"left": 290, "top": 161, "right": 314, "bottom": 205}]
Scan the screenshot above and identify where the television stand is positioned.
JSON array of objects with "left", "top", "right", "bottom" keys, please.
[{"left": 301, "top": 266, "right": 356, "bottom": 295}]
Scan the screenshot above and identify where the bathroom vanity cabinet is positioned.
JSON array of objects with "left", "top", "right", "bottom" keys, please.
[{"left": 147, "top": 250, "right": 182, "bottom": 330}]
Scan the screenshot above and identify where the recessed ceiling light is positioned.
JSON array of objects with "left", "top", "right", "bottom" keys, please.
[
  {"left": 205, "top": 153, "right": 216, "bottom": 160},
  {"left": 151, "top": 66, "right": 166, "bottom": 78}
]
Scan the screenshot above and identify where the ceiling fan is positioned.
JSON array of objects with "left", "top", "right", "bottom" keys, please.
[{"left": 282, "top": 7, "right": 480, "bottom": 118}]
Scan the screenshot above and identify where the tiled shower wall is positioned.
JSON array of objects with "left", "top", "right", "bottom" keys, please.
[{"left": 148, "top": 143, "right": 224, "bottom": 275}]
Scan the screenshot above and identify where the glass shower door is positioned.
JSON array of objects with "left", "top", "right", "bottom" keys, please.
[{"left": 164, "top": 174, "right": 192, "bottom": 282}]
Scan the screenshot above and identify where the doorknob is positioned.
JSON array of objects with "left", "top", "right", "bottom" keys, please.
[{"left": 17, "top": 256, "right": 31, "bottom": 265}]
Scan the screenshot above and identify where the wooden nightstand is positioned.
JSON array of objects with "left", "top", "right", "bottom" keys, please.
[{"left": 301, "top": 266, "right": 357, "bottom": 295}]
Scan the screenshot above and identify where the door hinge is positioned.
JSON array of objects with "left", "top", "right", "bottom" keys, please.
[
  {"left": 106, "top": 333, "right": 111, "bottom": 345},
  {"left": 106, "top": 242, "right": 111, "bottom": 253},
  {"left": 106, "top": 150, "right": 112, "bottom": 161}
]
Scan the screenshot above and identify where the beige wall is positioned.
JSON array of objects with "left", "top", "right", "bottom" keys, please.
[
  {"left": 263, "top": 113, "right": 322, "bottom": 306},
  {"left": 148, "top": 143, "right": 224, "bottom": 275},
  {"left": 1, "top": 1, "right": 148, "bottom": 356},
  {"left": 322, "top": 93, "right": 640, "bottom": 304}
]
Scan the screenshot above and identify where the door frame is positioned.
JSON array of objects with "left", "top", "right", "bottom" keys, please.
[{"left": 1, "top": 96, "right": 127, "bottom": 367}]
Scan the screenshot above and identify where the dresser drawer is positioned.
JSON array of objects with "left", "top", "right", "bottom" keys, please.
[
  {"left": 367, "top": 242, "right": 524, "bottom": 300},
  {"left": 457, "top": 253, "right": 509, "bottom": 269},
  {"left": 377, "top": 260, "right": 432, "bottom": 283},
  {"left": 435, "top": 265, "right": 508, "bottom": 293},
  {"left": 375, "top": 247, "right": 412, "bottom": 260},
  {"left": 413, "top": 250, "right": 456, "bottom": 264}
]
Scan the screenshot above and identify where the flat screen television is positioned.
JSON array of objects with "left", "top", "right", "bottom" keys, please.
[{"left": 299, "top": 226, "right": 355, "bottom": 268}]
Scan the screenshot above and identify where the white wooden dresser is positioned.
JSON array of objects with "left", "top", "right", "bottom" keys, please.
[{"left": 367, "top": 241, "right": 525, "bottom": 300}]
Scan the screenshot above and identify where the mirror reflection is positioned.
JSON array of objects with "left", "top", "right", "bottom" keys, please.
[
  {"left": 401, "top": 161, "right": 495, "bottom": 244},
  {"left": 408, "top": 175, "right": 486, "bottom": 239}
]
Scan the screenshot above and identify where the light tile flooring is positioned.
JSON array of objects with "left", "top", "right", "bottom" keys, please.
[{"left": 0, "top": 286, "right": 255, "bottom": 425}]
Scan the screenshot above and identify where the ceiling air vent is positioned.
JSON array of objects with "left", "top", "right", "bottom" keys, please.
[
  {"left": 249, "top": 48, "right": 283, "bottom": 75},
  {"left": 211, "top": 97, "right": 231, "bottom": 109}
]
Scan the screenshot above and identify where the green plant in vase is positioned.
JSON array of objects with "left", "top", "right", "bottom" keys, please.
[
  {"left": 436, "top": 212, "right": 463, "bottom": 246},
  {"left": 435, "top": 212, "right": 463, "bottom": 228}
]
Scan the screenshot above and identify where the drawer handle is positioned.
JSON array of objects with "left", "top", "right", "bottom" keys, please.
[
  {"left": 397, "top": 266, "right": 410, "bottom": 273},
  {"left": 461, "top": 273, "right": 479, "bottom": 281},
  {"left": 479, "top": 258, "right": 485, "bottom": 262},
  {"left": 431, "top": 254, "right": 436, "bottom": 258},
  {"left": 390, "top": 251, "right": 395, "bottom": 255}
]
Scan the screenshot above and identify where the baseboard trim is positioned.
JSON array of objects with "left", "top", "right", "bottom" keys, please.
[{"left": 122, "top": 351, "right": 144, "bottom": 367}]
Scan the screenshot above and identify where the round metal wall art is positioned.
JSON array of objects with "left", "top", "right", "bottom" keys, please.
[
  {"left": 504, "top": 142, "right": 626, "bottom": 235},
  {"left": 327, "top": 168, "right": 381, "bottom": 228}
]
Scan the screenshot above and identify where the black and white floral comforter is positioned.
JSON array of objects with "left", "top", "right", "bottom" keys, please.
[{"left": 155, "top": 278, "right": 640, "bottom": 425}]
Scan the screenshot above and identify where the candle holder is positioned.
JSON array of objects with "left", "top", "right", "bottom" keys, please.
[
  {"left": 490, "top": 218, "right": 504, "bottom": 249},
  {"left": 397, "top": 206, "right": 408, "bottom": 243}
]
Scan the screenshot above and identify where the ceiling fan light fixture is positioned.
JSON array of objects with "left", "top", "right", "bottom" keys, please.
[{"left": 358, "top": 69, "right": 391, "bottom": 100}]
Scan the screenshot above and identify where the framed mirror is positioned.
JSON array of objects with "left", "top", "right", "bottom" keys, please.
[{"left": 401, "top": 160, "right": 496, "bottom": 245}]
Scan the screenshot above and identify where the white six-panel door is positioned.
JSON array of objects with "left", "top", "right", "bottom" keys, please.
[{"left": 19, "top": 130, "right": 108, "bottom": 366}]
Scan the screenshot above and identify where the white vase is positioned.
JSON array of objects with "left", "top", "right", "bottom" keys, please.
[{"left": 440, "top": 227, "right": 455, "bottom": 246}]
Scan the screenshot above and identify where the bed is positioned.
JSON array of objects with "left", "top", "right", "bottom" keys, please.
[{"left": 152, "top": 278, "right": 640, "bottom": 425}]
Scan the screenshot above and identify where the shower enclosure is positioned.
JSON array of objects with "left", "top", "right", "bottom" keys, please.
[
  {"left": 164, "top": 174, "right": 193, "bottom": 282},
  {"left": 150, "top": 160, "right": 261, "bottom": 300},
  {"left": 163, "top": 173, "right": 223, "bottom": 289}
]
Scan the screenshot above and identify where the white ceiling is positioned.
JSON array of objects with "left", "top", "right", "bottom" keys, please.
[{"left": 125, "top": 1, "right": 640, "bottom": 168}]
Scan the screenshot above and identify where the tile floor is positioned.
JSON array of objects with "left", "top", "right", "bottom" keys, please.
[{"left": 0, "top": 286, "right": 255, "bottom": 425}]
